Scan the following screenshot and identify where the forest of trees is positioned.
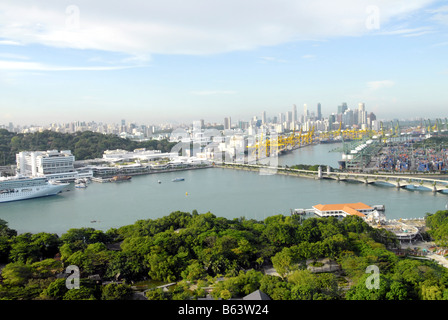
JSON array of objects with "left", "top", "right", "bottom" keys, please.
[
  {"left": 1, "top": 210, "right": 448, "bottom": 300},
  {"left": 0, "top": 129, "right": 177, "bottom": 166}
]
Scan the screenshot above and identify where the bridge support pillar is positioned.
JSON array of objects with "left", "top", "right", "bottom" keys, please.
[{"left": 317, "top": 166, "right": 322, "bottom": 179}]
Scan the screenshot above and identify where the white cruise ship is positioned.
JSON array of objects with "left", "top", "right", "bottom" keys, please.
[{"left": 0, "top": 176, "right": 68, "bottom": 203}]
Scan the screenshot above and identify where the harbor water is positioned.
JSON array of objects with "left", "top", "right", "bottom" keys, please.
[{"left": 1, "top": 143, "right": 447, "bottom": 235}]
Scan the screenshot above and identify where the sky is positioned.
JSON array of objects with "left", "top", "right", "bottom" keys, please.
[{"left": 0, "top": 0, "right": 447, "bottom": 126}]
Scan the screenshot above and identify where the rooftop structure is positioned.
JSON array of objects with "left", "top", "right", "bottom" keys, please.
[
  {"left": 102, "top": 148, "right": 178, "bottom": 163},
  {"left": 312, "top": 202, "right": 375, "bottom": 218}
]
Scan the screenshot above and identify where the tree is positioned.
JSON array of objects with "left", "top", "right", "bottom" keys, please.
[
  {"left": 105, "top": 251, "right": 148, "bottom": 282},
  {"left": 288, "top": 270, "right": 339, "bottom": 300},
  {"left": 345, "top": 273, "right": 391, "bottom": 300},
  {"left": 63, "top": 286, "right": 96, "bottom": 300},
  {"left": 259, "top": 275, "right": 292, "bottom": 300},
  {"left": 101, "top": 283, "right": 134, "bottom": 300},
  {"left": 426, "top": 210, "right": 448, "bottom": 246},
  {"left": 0, "top": 219, "right": 17, "bottom": 237},
  {"left": 66, "top": 242, "right": 112, "bottom": 276},
  {"left": 220, "top": 289, "right": 232, "bottom": 300},
  {"left": 8, "top": 233, "right": 41, "bottom": 263},
  {"left": 271, "top": 247, "right": 298, "bottom": 279},
  {"left": 181, "top": 259, "right": 206, "bottom": 281},
  {"left": 61, "top": 227, "right": 110, "bottom": 247},
  {"left": 1, "top": 262, "right": 32, "bottom": 287},
  {"left": 31, "top": 232, "right": 61, "bottom": 259},
  {"left": 146, "top": 288, "right": 171, "bottom": 300},
  {"left": 420, "top": 282, "right": 445, "bottom": 300},
  {"left": 42, "top": 278, "right": 68, "bottom": 300},
  {"left": 385, "top": 281, "right": 409, "bottom": 300},
  {"left": 145, "top": 251, "right": 178, "bottom": 282},
  {"left": 31, "top": 259, "right": 64, "bottom": 278}
]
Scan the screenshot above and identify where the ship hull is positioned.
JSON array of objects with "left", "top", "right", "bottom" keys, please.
[{"left": 0, "top": 183, "right": 67, "bottom": 203}]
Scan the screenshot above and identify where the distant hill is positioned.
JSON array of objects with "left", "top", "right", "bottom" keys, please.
[{"left": 0, "top": 129, "right": 177, "bottom": 165}]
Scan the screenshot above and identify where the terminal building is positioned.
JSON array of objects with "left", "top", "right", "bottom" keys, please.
[
  {"left": 312, "top": 202, "right": 376, "bottom": 218},
  {"left": 16, "top": 150, "right": 92, "bottom": 182}
]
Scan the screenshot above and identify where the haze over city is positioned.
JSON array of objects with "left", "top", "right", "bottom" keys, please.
[{"left": 1, "top": 0, "right": 448, "bottom": 126}]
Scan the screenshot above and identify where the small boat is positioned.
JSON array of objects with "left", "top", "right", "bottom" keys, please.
[
  {"left": 172, "top": 177, "right": 185, "bottom": 182},
  {"left": 110, "top": 175, "right": 132, "bottom": 182},
  {"left": 158, "top": 180, "right": 161, "bottom": 184},
  {"left": 75, "top": 182, "right": 87, "bottom": 188}
]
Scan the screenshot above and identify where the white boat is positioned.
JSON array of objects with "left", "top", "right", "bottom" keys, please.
[
  {"left": 0, "top": 176, "right": 69, "bottom": 203},
  {"left": 172, "top": 177, "right": 185, "bottom": 182},
  {"left": 75, "top": 182, "right": 87, "bottom": 188}
]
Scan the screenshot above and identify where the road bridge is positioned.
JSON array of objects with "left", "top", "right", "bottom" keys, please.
[
  {"left": 218, "top": 162, "right": 448, "bottom": 193},
  {"left": 323, "top": 170, "right": 448, "bottom": 192}
]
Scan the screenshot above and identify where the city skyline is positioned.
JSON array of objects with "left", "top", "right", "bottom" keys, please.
[{"left": 1, "top": 1, "right": 448, "bottom": 125}]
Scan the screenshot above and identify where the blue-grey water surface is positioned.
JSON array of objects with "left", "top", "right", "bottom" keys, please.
[{"left": 1, "top": 143, "right": 447, "bottom": 234}]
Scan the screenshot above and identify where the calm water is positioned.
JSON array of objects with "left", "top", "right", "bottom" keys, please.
[
  {"left": 1, "top": 143, "right": 447, "bottom": 235},
  {"left": 277, "top": 143, "right": 342, "bottom": 167}
]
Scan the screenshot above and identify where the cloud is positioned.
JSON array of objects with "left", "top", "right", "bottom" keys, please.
[
  {"left": 428, "top": 5, "right": 448, "bottom": 25},
  {"left": 301, "top": 54, "right": 316, "bottom": 59},
  {"left": 0, "top": 53, "right": 29, "bottom": 60},
  {"left": 259, "top": 56, "right": 288, "bottom": 63},
  {"left": 367, "top": 80, "right": 395, "bottom": 90},
  {"left": 0, "top": 60, "right": 142, "bottom": 71},
  {"left": 379, "top": 26, "right": 434, "bottom": 37},
  {"left": 0, "top": 0, "right": 437, "bottom": 57},
  {"left": 190, "top": 90, "right": 237, "bottom": 96},
  {"left": 0, "top": 39, "right": 23, "bottom": 46}
]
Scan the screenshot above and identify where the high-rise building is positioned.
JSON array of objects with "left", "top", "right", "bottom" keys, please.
[
  {"left": 224, "top": 117, "right": 231, "bottom": 130},
  {"left": 278, "top": 112, "right": 285, "bottom": 124},
  {"left": 343, "top": 109, "right": 354, "bottom": 127},
  {"left": 317, "top": 103, "right": 322, "bottom": 120},
  {"left": 262, "top": 111, "right": 266, "bottom": 124},
  {"left": 358, "top": 103, "right": 366, "bottom": 125},
  {"left": 287, "top": 111, "right": 293, "bottom": 123},
  {"left": 303, "top": 104, "right": 309, "bottom": 118},
  {"left": 338, "top": 103, "right": 347, "bottom": 115},
  {"left": 293, "top": 104, "right": 297, "bottom": 123}
]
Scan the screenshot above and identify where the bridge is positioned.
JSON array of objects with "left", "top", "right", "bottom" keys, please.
[
  {"left": 320, "top": 168, "right": 448, "bottom": 192},
  {"left": 217, "top": 162, "right": 448, "bottom": 193}
]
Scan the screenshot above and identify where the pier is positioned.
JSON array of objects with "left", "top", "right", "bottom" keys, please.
[{"left": 89, "top": 164, "right": 213, "bottom": 182}]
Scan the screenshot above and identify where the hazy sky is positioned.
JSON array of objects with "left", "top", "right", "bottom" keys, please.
[{"left": 1, "top": 0, "right": 447, "bottom": 126}]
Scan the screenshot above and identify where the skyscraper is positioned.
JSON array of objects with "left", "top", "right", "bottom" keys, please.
[
  {"left": 338, "top": 103, "right": 347, "bottom": 115},
  {"left": 317, "top": 103, "right": 322, "bottom": 120},
  {"left": 224, "top": 117, "right": 231, "bottom": 130},
  {"left": 358, "top": 103, "right": 366, "bottom": 125},
  {"left": 293, "top": 104, "right": 297, "bottom": 123},
  {"left": 303, "top": 104, "right": 309, "bottom": 121}
]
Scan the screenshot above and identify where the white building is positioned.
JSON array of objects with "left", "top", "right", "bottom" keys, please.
[
  {"left": 16, "top": 150, "right": 92, "bottom": 181},
  {"left": 102, "top": 148, "right": 178, "bottom": 163}
]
